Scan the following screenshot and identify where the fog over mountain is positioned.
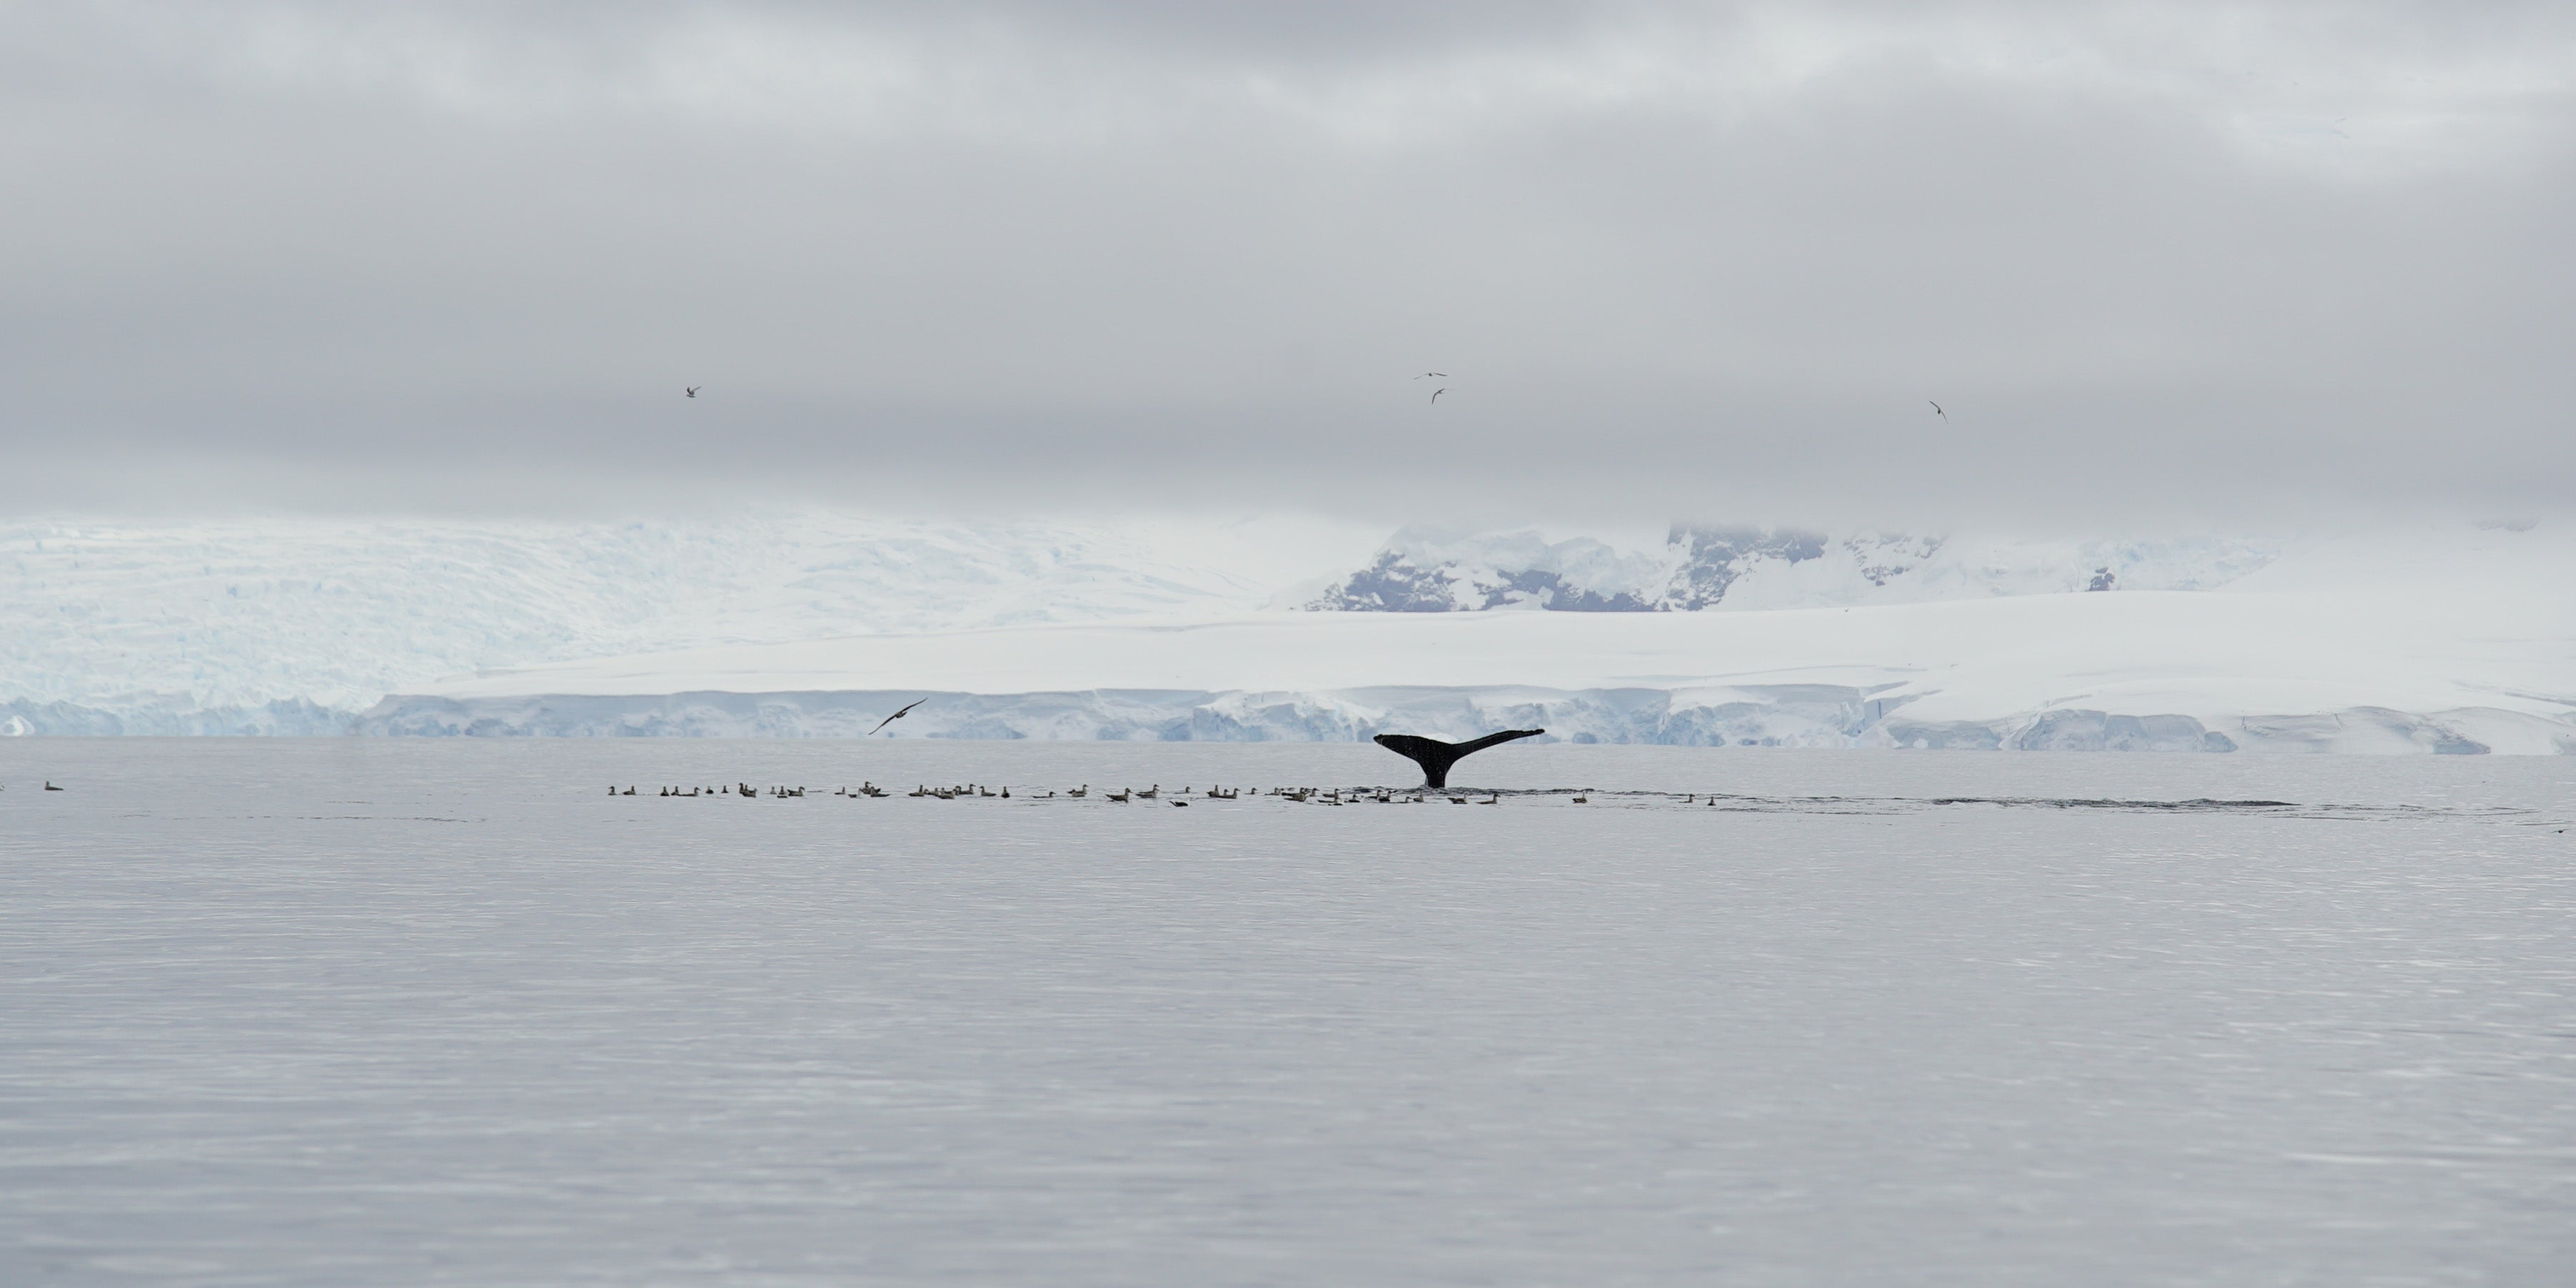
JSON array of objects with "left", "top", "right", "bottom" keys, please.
[{"left": 3, "top": 1, "right": 2572, "bottom": 525}]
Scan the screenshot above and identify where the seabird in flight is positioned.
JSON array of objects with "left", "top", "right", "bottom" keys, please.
[
  {"left": 1928, "top": 401, "right": 1946, "bottom": 423},
  {"left": 1414, "top": 371, "right": 1447, "bottom": 379},
  {"left": 1430, "top": 387, "right": 1447, "bottom": 404},
  {"left": 685, "top": 386, "right": 700, "bottom": 398},
  {"left": 868, "top": 698, "right": 927, "bottom": 735}
]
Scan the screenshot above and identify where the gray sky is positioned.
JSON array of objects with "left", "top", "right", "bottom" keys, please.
[{"left": 2, "top": 1, "right": 2570, "bottom": 528}]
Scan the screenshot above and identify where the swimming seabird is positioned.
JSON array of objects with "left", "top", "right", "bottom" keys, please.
[{"left": 868, "top": 698, "right": 927, "bottom": 735}]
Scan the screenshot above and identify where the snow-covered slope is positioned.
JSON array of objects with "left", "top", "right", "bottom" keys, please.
[
  {"left": 1301, "top": 525, "right": 2280, "bottom": 611},
  {"left": 0, "top": 510, "right": 1382, "bottom": 729}
]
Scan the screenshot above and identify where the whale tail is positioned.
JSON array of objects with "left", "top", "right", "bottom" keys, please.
[{"left": 1372, "top": 729, "right": 1544, "bottom": 789}]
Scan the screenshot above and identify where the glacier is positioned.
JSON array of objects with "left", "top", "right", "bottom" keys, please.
[{"left": 8, "top": 512, "right": 2570, "bottom": 750}]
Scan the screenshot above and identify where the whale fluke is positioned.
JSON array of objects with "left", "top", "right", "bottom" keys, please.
[{"left": 1372, "top": 728, "right": 1544, "bottom": 789}]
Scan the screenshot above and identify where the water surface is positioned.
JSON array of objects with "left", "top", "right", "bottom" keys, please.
[{"left": 4, "top": 741, "right": 2572, "bottom": 1285}]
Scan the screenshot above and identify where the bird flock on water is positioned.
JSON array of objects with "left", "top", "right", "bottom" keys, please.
[
  {"left": 600, "top": 782, "right": 1638, "bottom": 807},
  {"left": 576, "top": 700, "right": 1603, "bottom": 805}
]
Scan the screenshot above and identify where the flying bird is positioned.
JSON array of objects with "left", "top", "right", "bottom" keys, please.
[
  {"left": 1928, "top": 401, "right": 1946, "bottom": 423},
  {"left": 685, "top": 386, "right": 699, "bottom": 398},
  {"left": 867, "top": 698, "right": 926, "bottom": 735},
  {"left": 1413, "top": 371, "right": 1447, "bottom": 379},
  {"left": 1430, "top": 387, "right": 1447, "bottom": 405}
]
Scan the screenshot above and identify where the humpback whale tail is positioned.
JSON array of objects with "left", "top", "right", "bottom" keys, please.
[{"left": 1372, "top": 728, "right": 1545, "bottom": 789}]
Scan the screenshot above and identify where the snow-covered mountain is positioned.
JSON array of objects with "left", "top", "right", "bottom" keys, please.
[
  {"left": 1302, "top": 526, "right": 2279, "bottom": 612},
  {"left": 6, "top": 510, "right": 2567, "bottom": 750}
]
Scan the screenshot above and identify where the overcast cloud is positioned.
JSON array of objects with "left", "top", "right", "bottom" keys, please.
[{"left": 1, "top": 1, "right": 2570, "bottom": 527}]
